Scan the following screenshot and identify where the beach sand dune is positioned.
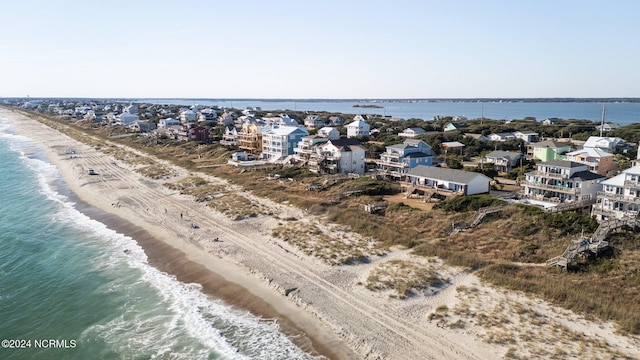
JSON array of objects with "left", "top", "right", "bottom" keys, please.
[{"left": 4, "top": 108, "right": 639, "bottom": 360}]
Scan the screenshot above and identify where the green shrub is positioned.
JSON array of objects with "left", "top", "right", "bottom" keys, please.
[
  {"left": 433, "top": 195, "right": 506, "bottom": 212},
  {"left": 543, "top": 211, "right": 598, "bottom": 235}
]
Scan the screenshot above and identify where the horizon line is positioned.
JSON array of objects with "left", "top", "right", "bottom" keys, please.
[{"left": 4, "top": 96, "right": 640, "bottom": 102}]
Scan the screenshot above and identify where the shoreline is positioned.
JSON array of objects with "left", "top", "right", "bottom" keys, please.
[{"left": 74, "top": 200, "right": 337, "bottom": 358}]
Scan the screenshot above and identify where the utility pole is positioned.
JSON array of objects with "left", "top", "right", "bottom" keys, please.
[{"left": 600, "top": 104, "right": 606, "bottom": 137}]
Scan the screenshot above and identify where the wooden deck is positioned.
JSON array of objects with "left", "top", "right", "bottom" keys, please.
[{"left": 547, "top": 216, "right": 640, "bottom": 270}]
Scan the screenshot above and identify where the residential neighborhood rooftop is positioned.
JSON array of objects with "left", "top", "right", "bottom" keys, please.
[{"left": 407, "top": 165, "right": 493, "bottom": 184}]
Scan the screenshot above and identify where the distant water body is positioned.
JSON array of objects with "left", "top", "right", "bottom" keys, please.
[
  {"left": 0, "top": 117, "right": 318, "bottom": 360},
  {"left": 139, "top": 99, "right": 640, "bottom": 126}
]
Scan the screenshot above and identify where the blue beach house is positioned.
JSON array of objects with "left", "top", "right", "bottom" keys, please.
[
  {"left": 376, "top": 139, "right": 435, "bottom": 178},
  {"left": 261, "top": 125, "right": 309, "bottom": 160}
]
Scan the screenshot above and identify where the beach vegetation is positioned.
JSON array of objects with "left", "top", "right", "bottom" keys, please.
[
  {"left": 136, "top": 164, "right": 175, "bottom": 179},
  {"left": 365, "top": 259, "right": 443, "bottom": 298},
  {"left": 432, "top": 194, "right": 506, "bottom": 212}
]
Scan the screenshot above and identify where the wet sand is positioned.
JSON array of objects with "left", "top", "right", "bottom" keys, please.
[{"left": 73, "top": 192, "right": 348, "bottom": 360}]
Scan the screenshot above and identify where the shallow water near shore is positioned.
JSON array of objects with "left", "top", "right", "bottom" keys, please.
[{"left": 0, "top": 117, "right": 319, "bottom": 359}]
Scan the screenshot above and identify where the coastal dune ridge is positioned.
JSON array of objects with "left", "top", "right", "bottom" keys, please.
[{"left": 3, "top": 107, "right": 640, "bottom": 360}]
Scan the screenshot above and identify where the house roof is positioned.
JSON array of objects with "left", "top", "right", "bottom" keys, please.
[
  {"left": 584, "top": 136, "right": 625, "bottom": 149},
  {"left": 404, "top": 152, "right": 433, "bottom": 158},
  {"left": 485, "top": 150, "right": 522, "bottom": 160},
  {"left": 525, "top": 168, "right": 604, "bottom": 181},
  {"left": 491, "top": 132, "right": 516, "bottom": 138},
  {"left": 446, "top": 122, "right": 467, "bottom": 128},
  {"left": 601, "top": 174, "right": 626, "bottom": 187},
  {"left": 464, "top": 133, "right": 488, "bottom": 140},
  {"left": 403, "top": 138, "right": 428, "bottom": 146},
  {"left": 569, "top": 170, "right": 605, "bottom": 181},
  {"left": 596, "top": 122, "right": 620, "bottom": 129},
  {"left": 324, "top": 138, "right": 364, "bottom": 153},
  {"left": 347, "top": 120, "right": 370, "bottom": 127},
  {"left": 566, "top": 148, "right": 613, "bottom": 158},
  {"left": 328, "top": 138, "right": 362, "bottom": 147},
  {"left": 442, "top": 141, "right": 465, "bottom": 148},
  {"left": 263, "top": 125, "right": 308, "bottom": 136},
  {"left": 402, "top": 127, "right": 425, "bottom": 134},
  {"left": 624, "top": 166, "right": 640, "bottom": 175},
  {"left": 542, "top": 160, "right": 585, "bottom": 168},
  {"left": 602, "top": 166, "right": 640, "bottom": 186},
  {"left": 388, "top": 143, "right": 413, "bottom": 150},
  {"left": 534, "top": 140, "right": 570, "bottom": 148},
  {"left": 407, "top": 165, "right": 492, "bottom": 184},
  {"left": 515, "top": 131, "right": 538, "bottom": 136}
]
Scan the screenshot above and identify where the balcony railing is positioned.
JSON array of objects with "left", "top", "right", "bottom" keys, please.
[
  {"left": 375, "top": 159, "right": 407, "bottom": 168},
  {"left": 591, "top": 206, "right": 639, "bottom": 219},
  {"left": 523, "top": 180, "right": 579, "bottom": 194},
  {"left": 597, "top": 191, "right": 640, "bottom": 204},
  {"left": 624, "top": 180, "right": 640, "bottom": 188},
  {"left": 535, "top": 171, "right": 568, "bottom": 179}
]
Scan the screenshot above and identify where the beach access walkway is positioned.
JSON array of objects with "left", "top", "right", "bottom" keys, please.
[{"left": 547, "top": 216, "right": 640, "bottom": 269}]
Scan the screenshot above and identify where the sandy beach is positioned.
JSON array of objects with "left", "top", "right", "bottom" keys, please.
[{"left": 4, "top": 107, "right": 640, "bottom": 360}]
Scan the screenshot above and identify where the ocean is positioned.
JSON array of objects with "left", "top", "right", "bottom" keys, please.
[
  {"left": 0, "top": 117, "right": 318, "bottom": 360},
  {"left": 139, "top": 99, "right": 640, "bottom": 126}
]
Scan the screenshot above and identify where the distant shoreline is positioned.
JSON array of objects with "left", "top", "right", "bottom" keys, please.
[{"left": 4, "top": 97, "right": 640, "bottom": 103}]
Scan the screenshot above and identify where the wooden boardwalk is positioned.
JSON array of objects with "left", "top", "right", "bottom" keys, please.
[
  {"left": 450, "top": 205, "right": 506, "bottom": 234},
  {"left": 547, "top": 216, "right": 640, "bottom": 269}
]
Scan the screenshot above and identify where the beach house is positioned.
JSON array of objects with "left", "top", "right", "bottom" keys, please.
[
  {"left": 293, "top": 135, "right": 330, "bottom": 162},
  {"left": 118, "top": 112, "right": 139, "bottom": 125},
  {"left": 398, "top": 127, "right": 426, "bottom": 138},
  {"left": 261, "top": 125, "right": 309, "bottom": 160},
  {"left": 308, "top": 138, "right": 366, "bottom": 174},
  {"left": 346, "top": 117, "right": 370, "bottom": 138},
  {"left": 237, "top": 121, "right": 265, "bottom": 154},
  {"left": 484, "top": 150, "right": 524, "bottom": 172},
  {"left": 328, "top": 116, "right": 344, "bottom": 126},
  {"left": 565, "top": 148, "right": 616, "bottom": 176},
  {"left": 444, "top": 123, "right": 467, "bottom": 132},
  {"left": 521, "top": 160, "right": 605, "bottom": 204},
  {"left": 303, "top": 115, "right": 326, "bottom": 129},
  {"left": 592, "top": 166, "right": 640, "bottom": 221},
  {"left": 531, "top": 140, "right": 572, "bottom": 162},
  {"left": 375, "top": 139, "right": 435, "bottom": 178},
  {"left": 583, "top": 136, "right": 628, "bottom": 153},
  {"left": 595, "top": 122, "right": 620, "bottom": 133},
  {"left": 179, "top": 124, "right": 210, "bottom": 142},
  {"left": 198, "top": 108, "right": 218, "bottom": 122},
  {"left": 487, "top": 132, "right": 517, "bottom": 142},
  {"left": 317, "top": 127, "right": 340, "bottom": 140},
  {"left": 514, "top": 131, "right": 539, "bottom": 143},
  {"left": 406, "top": 166, "right": 492, "bottom": 196},
  {"left": 180, "top": 109, "right": 197, "bottom": 123},
  {"left": 220, "top": 125, "right": 239, "bottom": 147},
  {"left": 158, "top": 118, "right": 180, "bottom": 129}
]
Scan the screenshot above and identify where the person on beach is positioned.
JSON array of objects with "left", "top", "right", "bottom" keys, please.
[{"left": 180, "top": 212, "right": 183, "bottom": 219}]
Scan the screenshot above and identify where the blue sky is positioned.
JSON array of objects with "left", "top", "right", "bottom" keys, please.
[{"left": 1, "top": 0, "right": 638, "bottom": 99}]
